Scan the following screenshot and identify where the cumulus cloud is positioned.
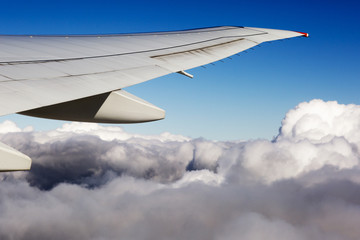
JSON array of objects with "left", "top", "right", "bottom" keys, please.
[{"left": 0, "top": 99, "right": 360, "bottom": 239}]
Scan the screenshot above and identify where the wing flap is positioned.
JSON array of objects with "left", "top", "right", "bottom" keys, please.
[
  {"left": 152, "top": 38, "right": 258, "bottom": 71},
  {"left": 21, "top": 89, "right": 165, "bottom": 123},
  {"left": 0, "top": 141, "right": 31, "bottom": 171}
]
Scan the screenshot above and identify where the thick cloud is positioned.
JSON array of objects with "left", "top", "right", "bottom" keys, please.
[{"left": 0, "top": 99, "right": 360, "bottom": 239}]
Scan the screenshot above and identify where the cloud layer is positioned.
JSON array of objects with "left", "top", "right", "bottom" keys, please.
[{"left": 0, "top": 99, "right": 360, "bottom": 239}]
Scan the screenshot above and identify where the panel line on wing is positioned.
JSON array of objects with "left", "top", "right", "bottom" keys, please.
[
  {"left": 0, "top": 33, "right": 267, "bottom": 65},
  {"left": 0, "top": 65, "right": 157, "bottom": 82}
]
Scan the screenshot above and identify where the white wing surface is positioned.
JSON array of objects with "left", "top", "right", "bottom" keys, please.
[
  {"left": 0, "top": 26, "right": 308, "bottom": 171},
  {"left": 0, "top": 26, "right": 307, "bottom": 116}
]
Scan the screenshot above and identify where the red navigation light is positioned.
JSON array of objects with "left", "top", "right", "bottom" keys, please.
[{"left": 295, "top": 31, "right": 309, "bottom": 37}]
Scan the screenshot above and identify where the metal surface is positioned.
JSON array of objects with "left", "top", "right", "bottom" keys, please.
[
  {"left": 0, "top": 142, "right": 31, "bottom": 171},
  {"left": 22, "top": 89, "right": 165, "bottom": 123}
]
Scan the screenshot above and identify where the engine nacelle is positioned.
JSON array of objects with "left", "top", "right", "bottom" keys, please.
[{"left": 20, "top": 90, "right": 165, "bottom": 123}]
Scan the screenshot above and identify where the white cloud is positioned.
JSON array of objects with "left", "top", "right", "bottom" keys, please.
[
  {"left": 0, "top": 120, "right": 22, "bottom": 133},
  {"left": 215, "top": 212, "right": 308, "bottom": 240},
  {"left": 278, "top": 99, "right": 360, "bottom": 144},
  {"left": 0, "top": 99, "right": 360, "bottom": 239},
  {"left": 55, "top": 122, "right": 190, "bottom": 142}
]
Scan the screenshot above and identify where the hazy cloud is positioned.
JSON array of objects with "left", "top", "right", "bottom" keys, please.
[{"left": 0, "top": 99, "right": 360, "bottom": 239}]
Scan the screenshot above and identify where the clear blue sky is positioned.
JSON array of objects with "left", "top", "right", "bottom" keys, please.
[{"left": 0, "top": 0, "right": 359, "bottom": 140}]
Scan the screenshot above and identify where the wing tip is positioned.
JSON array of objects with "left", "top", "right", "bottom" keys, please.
[{"left": 295, "top": 31, "right": 309, "bottom": 37}]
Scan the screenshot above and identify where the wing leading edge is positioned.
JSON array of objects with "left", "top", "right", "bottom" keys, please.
[{"left": 0, "top": 26, "right": 308, "bottom": 171}]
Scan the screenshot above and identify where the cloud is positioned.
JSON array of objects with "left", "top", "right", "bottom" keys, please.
[{"left": 0, "top": 99, "right": 360, "bottom": 239}]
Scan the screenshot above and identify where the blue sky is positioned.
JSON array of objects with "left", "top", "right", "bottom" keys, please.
[{"left": 0, "top": 0, "right": 359, "bottom": 140}]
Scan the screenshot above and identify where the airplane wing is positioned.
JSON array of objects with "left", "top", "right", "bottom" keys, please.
[{"left": 0, "top": 26, "right": 308, "bottom": 171}]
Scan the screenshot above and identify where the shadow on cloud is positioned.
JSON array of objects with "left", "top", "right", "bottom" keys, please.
[{"left": 0, "top": 99, "right": 360, "bottom": 239}]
